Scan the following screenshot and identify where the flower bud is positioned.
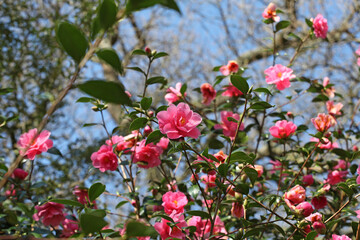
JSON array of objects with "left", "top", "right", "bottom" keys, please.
[
  {"left": 312, "top": 221, "right": 326, "bottom": 234},
  {"left": 144, "top": 125, "right": 152, "bottom": 136}
]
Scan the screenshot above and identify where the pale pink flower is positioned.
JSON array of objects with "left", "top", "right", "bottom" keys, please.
[
  {"left": 33, "top": 202, "right": 65, "bottom": 227},
  {"left": 156, "top": 137, "right": 169, "bottom": 150},
  {"left": 326, "top": 101, "right": 343, "bottom": 116},
  {"left": 357, "top": 166, "right": 360, "bottom": 184},
  {"left": 322, "top": 77, "right": 335, "bottom": 98},
  {"left": 311, "top": 196, "right": 327, "bottom": 210},
  {"left": 201, "top": 83, "right": 216, "bottom": 105},
  {"left": 17, "top": 128, "right": 53, "bottom": 160},
  {"left": 356, "top": 210, "right": 360, "bottom": 219},
  {"left": 311, "top": 113, "right": 335, "bottom": 132},
  {"left": 61, "top": 218, "right": 79, "bottom": 238},
  {"left": 157, "top": 103, "right": 202, "bottom": 139},
  {"left": 220, "top": 60, "right": 239, "bottom": 76},
  {"left": 132, "top": 140, "right": 163, "bottom": 169},
  {"left": 312, "top": 14, "right": 328, "bottom": 39},
  {"left": 254, "top": 165, "right": 264, "bottom": 177},
  {"left": 356, "top": 47, "right": 360, "bottom": 66},
  {"left": 203, "top": 215, "right": 227, "bottom": 238},
  {"left": 303, "top": 174, "right": 314, "bottom": 187},
  {"left": 154, "top": 212, "right": 188, "bottom": 240},
  {"left": 231, "top": 202, "right": 244, "bottom": 218},
  {"left": 324, "top": 170, "right": 348, "bottom": 185},
  {"left": 265, "top": 64, "right": 295, "bottom": 90},
  {"left": 188, "top": 216, "right": 206, "bottom": 238},
  {"left": 222, "top": 84, "right": 243, "bottom": 97},
  {"left": 334, "top": 160, "right": 349, "bottom": 170},
  {"left": 162, "top": 191, "right": 188, "bottom": 214},
  {"left": 214, "top": 111, "right": 244, "bottom": 139},
  {"left": 11, "top": 168, "right": 28, "bottom": 180},
  {"left": 310, "top": 137, "right": 339, "bottom": 149},
  {"left": 164, "top": 82, "right": 185, "bottom": 104},
  {"left": 262, "top": 3, "right": 280, "bottom": 22},
  {"left": 105, "top": 135, "right": 133, "bottom": 152},
  {"left": 305, "top": 212, "right": 323, "bottom": 223},
  {"left": 295, "top": 202, "right": 313, "bottom": 217},
  {"left": 332, "top": 235, "right": 351, "bottom": 240},
  {"left": 269, "top": 120, "right": 297, "bottom": 139},
  {"left": 91, "top": 145, "right": 118, "bottom": 172},
  {"left": 284, "top": 185, "right": 306, "bottom": 209}
]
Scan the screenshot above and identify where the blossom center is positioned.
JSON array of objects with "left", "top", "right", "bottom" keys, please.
[{"left": 277, "top": 72, "right": 282, "bottom": 78}]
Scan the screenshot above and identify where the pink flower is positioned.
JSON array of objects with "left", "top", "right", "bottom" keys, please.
[
  {"left": 188, "top": 216, "right": 206, "bottom": 238},
  {"left": 265, "top": 64, "right": 295, "bottom": 90},
  {"left": 61, "top": 218, "right": 79, "bottom": 237},
  {"left": 214, "top": 111, "right": 244, "bottom": 139},
  {"left": 303, "top": 175, "right": 314, "bottom": 187},
  {"left": 326, "top": 101, "right": 343, "bottom": 116},
  {"left": 132, "top": 140, "right": 163, "bottom": 169},
  {"left": 312, "top": 221, "right": 326, "bottom": 234},
  {"left": 269, "top": 120, "right": 297, "bottom": 139},
  {"left": 324, "top": 170, "right": 348, "bottom": 185},
  {"left": 219, "top": 60, "right": 239, "bottom": 76},
  {"left": 105, "top": 135, "right": 133, "bottom": 152},
  {"left": 262, "top": 3, "right": 280, "bottom": 22},
  {"left": 203, "top": 216, "right": 227, "bottom": 237},
  {"left": 5, "top": 184, "right": 16, "bottom": 197},
  {"left": 284, "top": 185, "right": 306, "bottom": 209},
  {"left": 355, "top": 210, "right": 360, "bottom": 219},
  {"left": 91, "top": 145, "right": 118, "bottom": 172},
  {"left": 201, "top": 83, "right": 216, "bottom": 105},
  {"left": 162, "top": 191, "right": 188, "bottom": 214},
  {"left": 157, "top": 103, "right": 202, "bottom": 139},
  {"left": 73, "top": 186, "right": 96, "bottom": 207},
  {"left": 356, "top": 166, "right": 360, "bottom": 184},
  {"left": 33, "top": 202, "right": 65, "bottom": 227},
  {"left": 334, "top": 160, "right": 349, "bottom": 170},
  {"left": 214, "top": 150, "right": 228, "bottom": 163},
  {"left": 295, "top": 202, "right": 314, "bottom": 217},
  {"left": 312, "top": 14, "right": 328, "bottom": 39},
  {"left": 17, "top": 128, "right": 53, "bottom": 160},
  {"left": 310, "top": 137, "right": 338, "bottom": 149},
  {"left": 165, "top": 82, "right": 185, "bottom": 104},
  {"left": 311, "top": 113, "right": 335, "bottom": 132},
  {"left": 156, "top": 137, "right": 169, "bottom": 150},
  {"left": 322, "top": 77, "right": 335, "bottom": 98},
  {"left": 154, "top": 212, "right": 188, "bottom": 240},
  {"left": 201, "top": 174, "right": 217, "bottom": 190},
  {"left": 222, "top": 84, "right": 243, "bottom": 97},
  {"left": 305, "top": 212, "right": 323, "bottom": 223},
  {"left": 254, "top": 165, "right": 264, "bottom": 177},
  {"left": 332, "top": 235, "right": 351, "bottom": 240},
  {"left": 11, "top": 168, "right": 28, "bottom": 180},
  {"left": 356, "top": 47, "right": 360, "bottom": 66},
  {"left": 231, "top": 202, "right": 244, "bottom": 218},
  {"left": 311, "top": 196, "right": 327, "bottom": 210}
]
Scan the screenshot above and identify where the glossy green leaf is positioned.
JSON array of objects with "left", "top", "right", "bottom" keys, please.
[
  {"left": 250, "top": 101, "right": 273, "bottom": 110},
  {"left": 126, "top": 221, "right": 158, "bottom": 237},
  {"left": 132, "top": 49, "right": 147, "bottom": 56},
  {"left": 89, "top": 182, "right": 106, "bottom": 202},
  {"left": 235, "top": 183, "right": 249, "bottom": 194},
  {"left": 153, "top": 52, "right": 168, "bottom": 59},
  {"left": 129, "top": 117, "right": 148, "bottom": 131},
  {"left": 50, "top": 199, "right": 83, "bottom": 207},
  {"left": 244, "top": 167, "right": 258, "bottom": 184},
  {"left": 186, "top": 210, "right": 210, "bottom": 219},
  {"left": 125, "top": 0, "right": 181, "bottom": 15},
  {"left": 97, "top": 48, "right": 123, "bottom": 74},
  {"left": 76, "top": 97, "right": 95, "bottom": 103},
  {"left": 141, "top": 97, "right": 152, "bottom": 110},
  {"left": 229, "top": 151, "right": 254, "bottom": 165},
  {"left": 218, "top": 164, "right": 228, "bottom": 177},
  {"left": 47, "top": 147, "right": 63, "bottom": 157},
  {"left": 275, "top": 20, "right": 291, "bottom": 32},
  {"left": 253, "top": 87, "right": 272, "bottom": 96},
  {"left": 305, "top": 231, "right": 317, "bottom": 240},
  {"left": 145, "top": 130, "right": 165, "bottom": 145},
  {"left": 208, "top": 138, "right": 224, "bottom": 149},
  {"left": 99, "top": 0, "right": 118, "bottom": 29},
  {"left": 230, "top": 75, "right": 249, "bottom": 94},
  {"left": 146, "top": 76, "right": 166, "bottom": 85},
  {"left": 305, "top": 18, "right": 313, "bottom": 28},
  {"left": 80, "top": 213, "right": 108, "bottom": 234}
]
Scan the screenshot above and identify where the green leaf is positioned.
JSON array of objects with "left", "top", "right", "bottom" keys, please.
[
  {"left": 153, "top": 214, "right": 174, "bottom": 222},
  {"left": 275, "top": 20, "right": 291, "bottom": 32},
  {"left": 89, "top": 182, "right": 106, "bottom": 202},
  {"left": 253, "top": 87, "right": 272, "bottom": 96},
  {"left": 78, "top": 80, "right": 131, "bottom": 106},
  {"left": 186, "top": 210, "right": 210, "bottom": 219},
  {"left": 250, "top": 101, "right": 273, "bottom": 110},
  {"left": 337, "top": 182, "right": 354, "bottom": 197},
  {"left": 141, "top": 97, "right": 152, "bottom": 110},
  {"left": 47, "top": 147, "right": 63, "bottom": 157},
  {"left": 153, "top": 52, "right": 168, "bottom": 59},
  {"left": 126, "top": 221, "right": 158, "bottom": 238},
  {"left": 115, "top": 201, "right": 129, "bottom": 209},
  {"left": 180, "top": 83, "right": 187, "bottom": 95},
  {"left": 235, "top": 183, "right": 249, "bottom": 195},
  {"left": 96, "top": 49, "right": 123, "bottom": 74},
  {"left": 0, "top": 88, "right": 14, "bottom": 95},
  {"left": 76, "top": 97, "right": 95, "bottom": 103},
  {"left": 229, "top": 151, "right": 254, "bottom": 165},
  {"left": 312, "top": 94, "right": 329, "bottom": 102},
  {"left": 83, "top": 123, "right": 100, "bottom": 127},
  {"left": 244, "top": 167, "right": 258, "bottom": 184},
  {"left": 332, "top": 148, "right": 351, "bottom": 159},
  {"left": 99, "top": 0, "right": 118, "bottom": 29},
  {"left": 146, "top": 76, "right": 167, "bottom": 85},
  {"left": 305, "top": 231, "right": 317, "bottom": 240},
  {"left": 208, "top": 138, "right": 224, "bottom": 149},
  {"left": 125, "top": 0, "right": 181, "bottom": 15},
  {"left": 126, "top": 67, "right": 145, "bottom": 75},
  {"left": 129, "top": 117, "right": 148, "bottom": 131},
  {"left": 50, "top": 199, "right": 83, "bottom": 207},
  {"left": 218, "top": 164, "right": 228, "bottom": 177},
  {"left": 305, "top": 18, "right": 313, "bottom": 28},
  {"left": 90, "top": 17, "right": 101, "bottom": 41},
  {"left": 146, "top": 130, "right": 165, "bottom": 145},
  {"left": 80, "top": 213, "right": 108, "bottom": 234},
  {"left": 56, "top": 21, "right": 89, "bottom": 63},
  {"left": 288, "top": 32, "right": 302, "bottom": 41},
  {"left": 132, "top": 49, "right": 147, "bottom": 56},
  {"left": 230, "top": 75, "right": 249, "bottom": 94}
]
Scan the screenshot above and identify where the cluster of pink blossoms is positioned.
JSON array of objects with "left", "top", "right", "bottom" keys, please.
[
  {"left": 214, "top": 111, "right": 244, "bottom": 139},
  {"left": 165, "top": 82, "right": 186, "bottom": 104}
]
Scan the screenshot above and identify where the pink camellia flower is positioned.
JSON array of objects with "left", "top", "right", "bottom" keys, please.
[
  {"left": 73, "top": 186, "right": 96, "bottom": 207},
  {"left": 157, "top": 137, "right": 169, "bottom": 150},
  {"left": 269, "top": 120, "right": 297, "bottom": 139},
  {"left": 219, "top": 60, "right": 239, "bottom": 76},
  {"left": 312, "top": 14, "right": 328, "bottom": 39},
  {"left": 214, "top": 150, "right": 228, "bottom": 164},
  {"left": 157, "top": 103, "right": 202, "bottom": 139},
  {"left": 201, "top": 83, "right": 216, "bottom": 105},
  {"left": 154, "top": 212, "right": 188, "bottom": 240},
  {"left": 356, "top": 210, "right": 360, "bottom": 219},
  {"left": 303, "top": 175, "right": 314, "bottom": 187},
  {"left": 33, "top": 202, "right": 65, "bottom": 227},
  {"left": 284, "top": 185, "right": 306, "bottom": 209},
  {"left": 312, "top": 221, "right": 326, "bottom": 234},
  {"left": 5, "top": 184, "right": 16, "bottom": 197},
  {"left": 322, "top": 77, "right": 335, "bottom": 98},
  {"left": 311, "top": 113, "right": 335, "bottom": 132},
  {"left": 265, "top": 64, "right": 296, "bottom": 90},
  {"left": 231, "top": 202, "right": 244, "bottom": 218},
  {"left": 105, "top": 135, "right": 133, "bottom": 152},
  {"left": 356, "top": 47, "right": 360, "bottom": 66},
  {"left": 17, "top": 128, "right": 53, "bottom": 160},
  {"left": 254, "top": 165, "right": 264, "bottom": 177},
  {"left": 356, "top": 166, "right": 360, "bottom": 184},
  {"left": 164, "top": 82, "right": 185, "bottom": 104},
  {"left": 310, "top": 137, "right": 338, "bottom": 149},
  {"left": 61, "top": 218, "right": 79, "bottom": 238},
  {"left": 332, "top": 235, "right": 351, "bottom": 240},
  {"left": 91, "top": 145, "right": 118, "bottom": 172},
  {"left": 311, "top": 196, "right": 327, "bottom": 210},
  {"left": 262, "top": 3, "right": 280, "bottom": 22},
  {"left": 305, "top": 212, "right": 322, "bottom": 223},
  {"left": 326, "top": 101, "right": 343, "bottom": 116},
  {"left": 222, "top": 84, "right": 243, "bottom": 97},
  {"left": 324, "top": 170, "right": 348, "bottom": 185},
  {"left": 201, "top": 174, "right": 217, "bottom": 191},
  {"left": 162, "top": 191, "right": 188, "bottom": 214},
  {"left": 11, "top": 168, "right": 28, "bottom": 180},
  {"left": 295, "top": 202, "right": 314, "bottom": 217},
  {"left": 132, "top": 140, "right": 163, "bottom": 169},
  {"left": 353, "top": 145, "right": 359, "bottom": 152},
  {"left": 334, "top": 160, "right": 349, "bottom": 170},
  {"left": 188, "top": 216, "right": 206, "bottom": 238},
  {"left": 203, "top": 215, "right": 227, "bottom": 238},
  {"left": 214, "top": 111, "right": 244, "bottom": 139}
]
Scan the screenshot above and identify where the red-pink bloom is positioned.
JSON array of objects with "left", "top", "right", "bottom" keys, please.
[
  {"left": 284, "top": 185, "right": 306, "bottom": 209},
  {"left": 214, "top": 150, "right": 227, "bottom": 163},
  {"left": 214, "top": 111, "right": 244, "bottom": 139},
  {"left": 144, "top": 125, "right": 152, "bottom": 136},
  {"left": 305, "top": 212, "right": 322, "bottom": 223},
  {"left": 269, "top": 120, "right": 297, "bottom": 139},
  {"left": 105, "top": 135, "right": 133, "bottom": 152},
  {"left": 201, "top": 174, "right": 217, "bottom": 191},
  {"left": 162, "top": 191, "right": 188, "bottom": 214},
  {"left": 33, "top": 202, "right": 65, "bottom": 227},
  {"left": 73, "top": 186, "right": 96, "bottom": 207},
  {"left": 353, "top": 145, "right": 359, "bottom": 151},
  {"left": 203, "top": 215, "right": 227, "bottom": 238},
  {"left": 326, "top": 101, "right": 343, "bottom": 116},
  {"left": 5, "top": 184, "right": 16, "bottom": 197},
  {"left": 295, "top": 202, "right": 314, "bottom": 217},
  {"left": 61, "top": 218, "right": 79, "bottom": 238},
  {"left": 303, "top": 174, "right": 314, "bottom": 187},
  {"left": 265, "top": 64, "right": 295, "bottom": 90},
  {"left": 334, "top": 160, "right": 349, "bottom": 170},
  {"left": 254, "top": 165, "right": 264, "bottom": 177},
  {"left": 17, "top": 128, "right": 53, "bottom": 160},
  {"left": 132, "top": 140, "right": 163, "bottom": 169},
  {"left": 311, "top": 113, "right": 335, "bottom": 132},
  {"left": 310, "top": 137, "right": 338, "bottom": 149},
  {"left": 356, "top": 210, "right": 360, "bottom": 219},
  {"left": 157, "top": 103, "right": 202, "bottom": 139},
  {"left": 91, "top": 145, "right": 118, "bottom": 172},
  {"left": 231, "top": 202, "right": 244, "bottom": 218},
  {"left": 11, "top": 168, "right": 28, "bottom": 180},
  {"left": 154, "top": 212, "right": 188, "bottom": 240},
  {"left": 356, "top": 47, "right": 360, "bottom": 66},
  {"left": 312, "top": 221, "right": 326, "bottom": 234},
  {"left": 156, "top": 137, "right": 169, "bottom": 150},
  {"left": 262, "top": 3, "right": 280, "bottom": 22},
  {"left": 322, "top": 77, "right": 335, "bottom": 98},
  {"left": 312, "top": 14, "right": 328, "bottom": 39},
  {"left": 357, "top": 166, "right": 360, "bottom": 184},
  {"left": 222, "top": 84, "right": 243, "bottom": 97},
  {"left": 324, "top": 170, "right": 348, "bottom": 185},
  {"left": 332, "top": 235, "right": 351, "bottom": 240},
  {"left": 311, "top": 196, "right": 327, "bottom": 210},
  {"left": 188, "top": 216, "right": 206, "bottom": 238},
  {"left": 164, "top": 82, "right": 185, "bottom": 104},
  {"left": 201, "top": 83, "right": 216, "bottom": 105},
  {"left": 219, "top": 60, "right": 239, "bottom": 76}
]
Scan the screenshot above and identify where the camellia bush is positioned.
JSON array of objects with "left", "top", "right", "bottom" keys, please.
[{"left": 1, "top": 0, "right": 360, "bottom": 239}]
